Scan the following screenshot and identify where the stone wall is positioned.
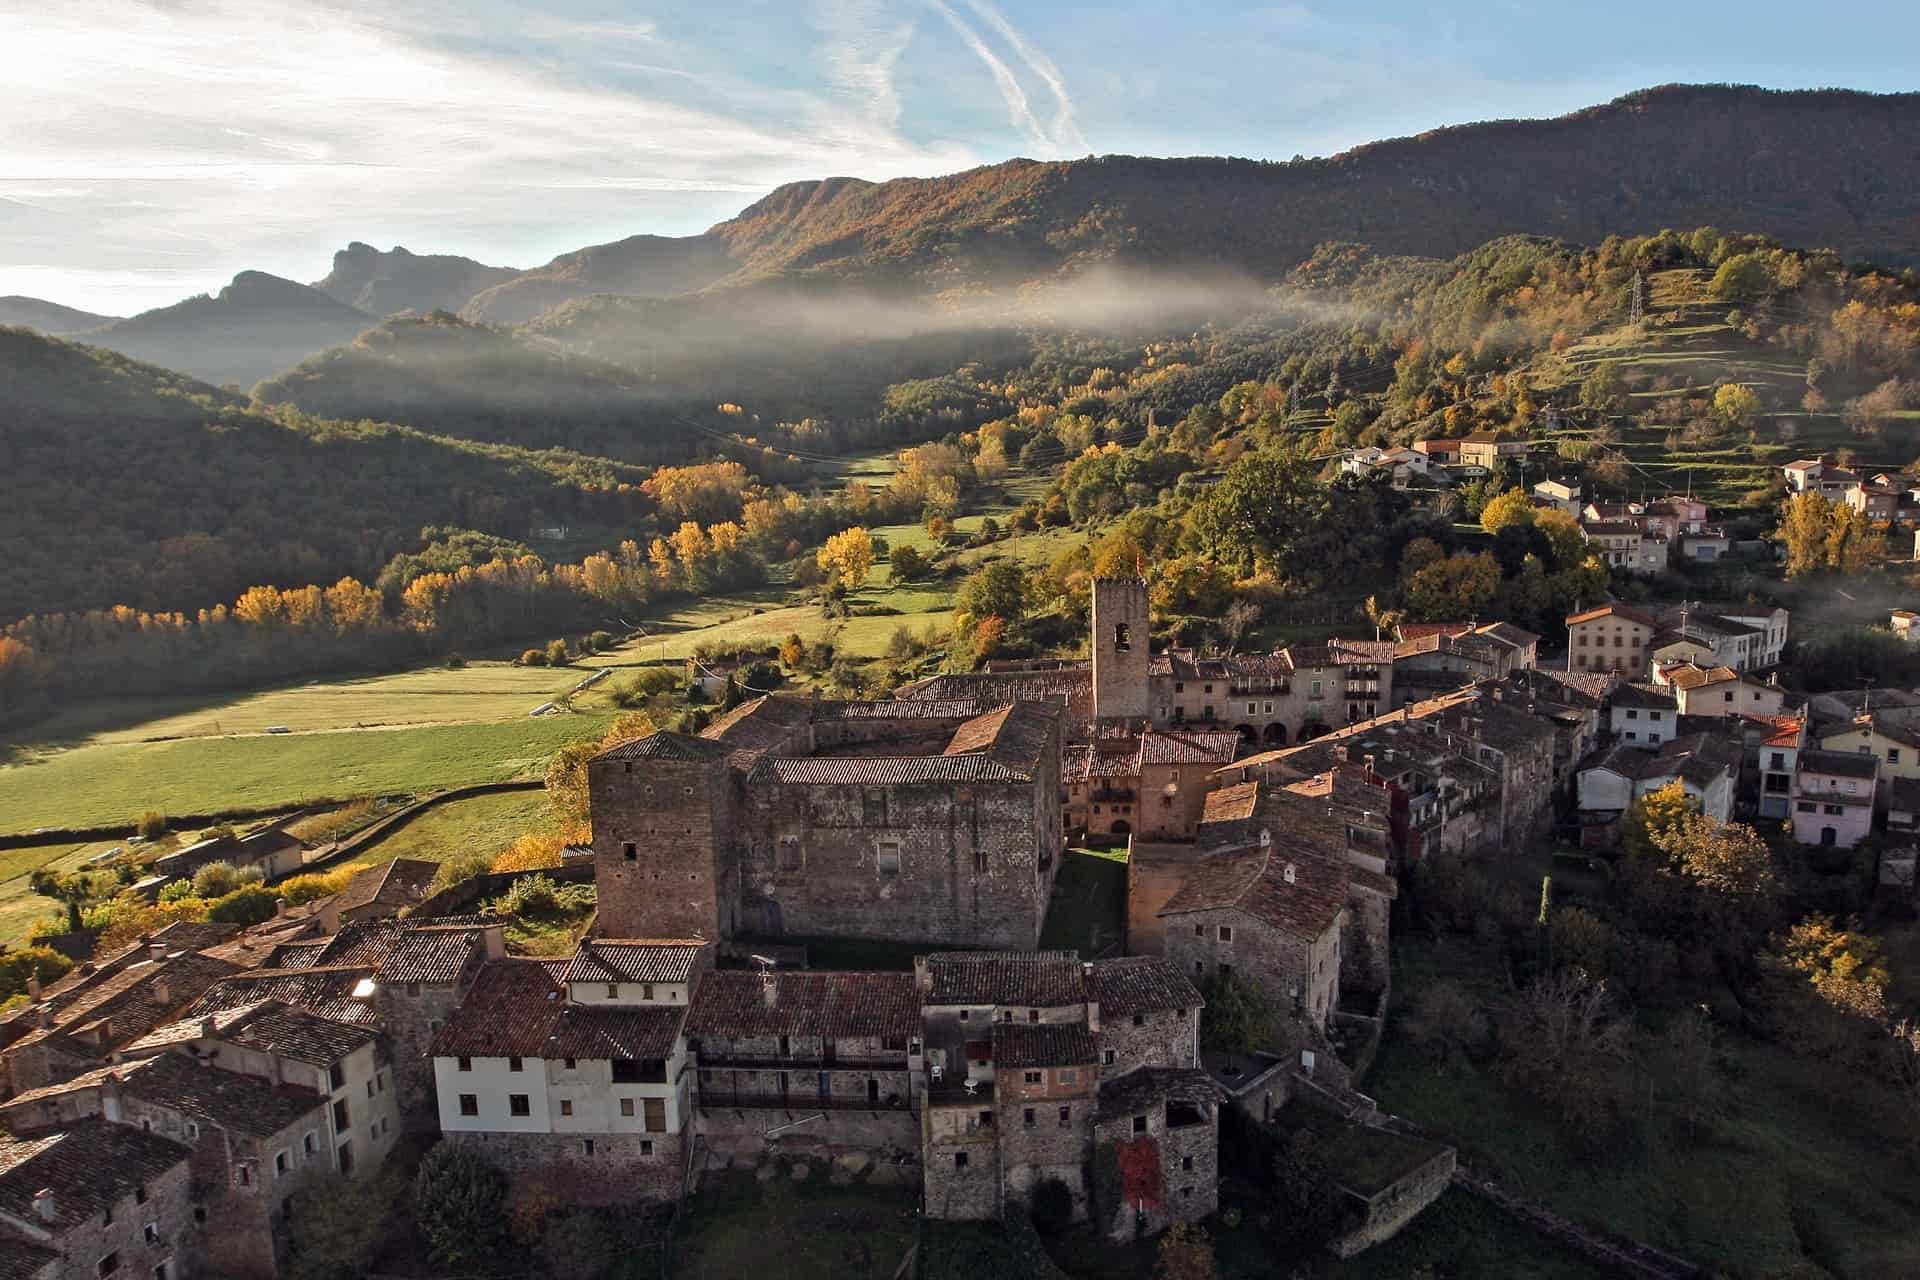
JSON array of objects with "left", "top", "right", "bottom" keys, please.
[
  {"left": 35, "top": 1150, "right": 195, "bottom": 1280},
  {"left": 1329, "top": 1143, "right": 1456, "bottom": 1258},
  {"left": 738, "top": 779, "right": 1054, "bottom": 948},
  {"left": 1093, "top": 578, "right": 1151, "bottom": 722},
  {"left": 1342, "top": 884, "right": 1392, "bottom": 996},
  {"left": 1124, "top": 842, "right": 1208, "bottom": 957},
  {"left": 1164, "top": 909, "right": 1341, "bottom": 1030},
  {"left": 381, "top": 979, "right": 472, "bottom": 1131},
  {"left": 589, "top": 755, "right": 733, "bottom": 940},
  {"left": 923, "top": 1102, "right": 1001, "bottom": 1221},
  {"left": 695, "top": 1104, "right": 918, "bottom": 1164},
  {"left": 1090, "top": 1104, "right": 1218, "bottom": 1241},
  {"left": 446, "top": 1128, "right": 686, "bottom": 1205},
  {"left": 1099, "top": 1008, "right": 1199, "bottom": 1076},
  {"left": 995, "top": 1069, "right": 1093, "bottom": 1217}
]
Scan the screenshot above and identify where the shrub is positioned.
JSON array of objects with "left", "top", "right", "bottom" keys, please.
[
  {"left": 413, "top": 1143, "right": 507, "bottom": 1268},
  {"left": 208, "top": 884, "right": 278, "bottom": 926},
  {"left": 545, "top": 638, "right": 571, "bottom": 667},
  {"left": 520, "top": 648, "right": 548, "bottom": 667},
  {"left": 158, "top": 880, "right": 198, "bottom": 904},
  {"left": 539, "top": 1212, "right": 618, "bottom": 1280},
  {"left": 0, "top": 946, "right": 74, "bottom": 1001},
  {"left": 191, "top": 861, "right": 244, "bottom": 899},
  {"left": 488, "top": 873, "right": 594, "bottom": 921},
  {"left": 136, "top": 810, "right": 169, "bottom": 840},
  {"left": 445, "top": 653, "right": 467, "bottom": 670},
  {"left": 589, "top": 630, "right": 615, "bottom": 651},
  {"left": 1030, "top": 1178, "right": 1074, "bottom": 1236},
  {"left": 489, "top": 832, "right": 567, "bottom": 874},
  {"left": 286, "top": 1168, "right": 407, "bottom": 1280},
  {"left": 277, "top": 869, "right": 355, "bottom": 906},
  {"left": 431, "top": 851, "right": 495, "bottom": 892}
]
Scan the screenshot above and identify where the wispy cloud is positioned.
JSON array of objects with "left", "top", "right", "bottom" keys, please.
[
  {"left": 928, "top": 0, "right": 1048, "bottom": 147},
  {"left": 812, "top": 0, "right": 919, "bottom": 135},
  {"left": 961, "top": 1, "right": 1087, "bottom": 153}
]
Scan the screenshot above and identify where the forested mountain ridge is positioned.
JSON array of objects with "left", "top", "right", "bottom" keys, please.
[
  {"left": 74, "top": 271, "right": 375, "bottom": 389},
  {"left": 705, "top": 85, "right": 1920, "bottom": 290},
  {"left": 314, "top": 243, "right": 520, "bottom": 317},
  {"left": 0, "top": 327, "right": 652, "bottom": 623},
  {"left": 0, "top": 297, "right": 121, "bottom": 335},
  {"left": 459, "top": 233, "right": 738, "bottom": 325},
  {"left": 251, "top": 312, "right": 705, "bottom": 462}
]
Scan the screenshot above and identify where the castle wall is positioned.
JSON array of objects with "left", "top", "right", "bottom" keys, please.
[{"left": 589, "top": 754, "right": 733, "bottom": 940}]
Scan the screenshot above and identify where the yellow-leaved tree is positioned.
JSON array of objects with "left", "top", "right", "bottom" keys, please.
[{"left": 816, "top": 527, "right": 875, "bottom": 591}]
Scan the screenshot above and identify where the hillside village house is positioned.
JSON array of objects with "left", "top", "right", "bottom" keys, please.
[
  {"left": 1657, "top": 663, "right": 1786, "bottom": 718},
  {"left": 1783, "top": 456, "right": 1864, "bottom": 500},
  {"left": 1817, "top": 713, "right": 1920, "bottom": 797},
  {"left": 0, "top": 1118, "right": 195, "bottom": 1280},
  {"left": 1531, "top": 478, "right": 1581, "bottom": 513},
  {"left": 1567, "top": 604, "right": 1658, "bottom": 678},
  {"left": 1792, "top": 750, "right": 1879, "bottom": 848},
  {"left": 1608, "top": 682, "right": 1678, "bottom": 746},
  {"left": 1578, "top": 735, "right": 1738, "bottom": 830},
  {"left": 1456, "top": 430, "right": 1529, "bottom": 473},
  {"left": 1756, "top": 716, "right": 1807, "bottom": 820},
  {"left": 1581, "top": 520, "right": 1668, "bottom": 574}
]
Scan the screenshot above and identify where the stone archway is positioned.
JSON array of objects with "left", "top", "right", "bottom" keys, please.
[
  {"left": 1234, "top": 724, "right": 1257, "bottom": 745},
  {"left": 1262, "top": 722, "right": 1288, "bottom": 747},
  {"left": 1110, "top": 820, "right": 1131, "bottom": 836}
]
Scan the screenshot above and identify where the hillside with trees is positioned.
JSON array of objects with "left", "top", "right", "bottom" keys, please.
[
  {"left": 460, "top": 233, "right": 739, "bottom": 325},
  {"left": 74, "top": 270, "right": 375, "bottom": 388},
  {"left": 0, "top": 327, "right": 653, "bottom": 625},
  {"left": 0, "top": 296, "right": 119, "bottom": 334}
]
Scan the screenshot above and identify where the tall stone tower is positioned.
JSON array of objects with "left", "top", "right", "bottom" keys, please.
[
  {"left": 587, "top": 733, "right": 736, "bottom": 941},
  {"left": 1091, "top": 575, "right": 1150, "bottom": 722}
]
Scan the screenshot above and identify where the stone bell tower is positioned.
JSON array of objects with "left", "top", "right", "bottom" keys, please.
[{"left": 1091, "top": 575, "right": 1150, "bottom": 723}]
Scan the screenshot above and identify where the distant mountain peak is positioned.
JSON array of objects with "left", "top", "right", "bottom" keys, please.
[{"left": 314, "top": 242, "right": 518, "bottom": 319}]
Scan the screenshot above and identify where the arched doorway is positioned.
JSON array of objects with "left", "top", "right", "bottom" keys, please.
[
  {"left": 1234, "top": 724, "right": 1257, "bottom": 746},
  {"left": 1110, "top": 820, "right": 1131, "bottom": 836},
  {"left": 1820, "top": 826, "right": 1837, "bottom": 846},
  {"left": 1262, "top": 722, "right": 1288, "bottom": 747}
]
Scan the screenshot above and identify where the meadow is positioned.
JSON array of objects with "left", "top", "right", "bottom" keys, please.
[{"left": 330, "top": 789, "right": 558, "bottom": 873}]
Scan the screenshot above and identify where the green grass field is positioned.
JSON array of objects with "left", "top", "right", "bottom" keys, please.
[
  {"left": 669, "top": 1170, "right": 917, "bottom": 1280},
  {"left": 330, "top": 789, "right": 558, "bottom": 873},
  {"left": 0, "top": 712, "right": 613, "bottom": 836}
]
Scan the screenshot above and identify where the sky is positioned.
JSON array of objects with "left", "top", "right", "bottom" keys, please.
[{"left": 3, "top": 0, "right": 1918, "bottom": 315}]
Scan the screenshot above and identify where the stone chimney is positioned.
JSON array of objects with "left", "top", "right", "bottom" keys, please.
[
  {"left": 152, "top": 979, "right": 170, "bottom": 1006},
  {"left": 200, "top": 1015, "right": 217, "bottom": 1039},
  {"left": 481, "top": 923, "right": 507, "bottom": 961},
  {"left": 32, "top": 1188, "right": 56, "bottom": 1223},
  {"left": 148, "top": 942, "right": 167, "bottom": 963},
  {"left": 26, "top": 971, "right": 40, "bottom": 1000}
]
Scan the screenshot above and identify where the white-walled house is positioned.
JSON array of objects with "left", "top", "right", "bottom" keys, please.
[
  {"left": 1608, "top": 683, "right": 1678, "bottom": 746},
  {"left": 1792, "top": 750, "right": 1879, "bottom": 848},
  {"left": 432, "top": 940, "right": 713, "bottom": 1203},
  {"left": 1578, "top": 735, "right": 1737, "bottom": 826}
]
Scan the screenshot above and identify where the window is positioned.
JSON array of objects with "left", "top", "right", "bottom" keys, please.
[
  {"left": 623, "top": 842, "right": 637, "bottom": 861},
  {"left": 458, "top": 1094, "right": 478, "bottom": 1116},
  {"left": 584, "top": 1139, "right": 595, "bottom": 1155},
  {"left": 1059, "top": 1069, "right": 1076, "bottom": 1085},
  {"left": 1625, "top": 709, "right": 1638, "bottom": 720},
  {"left": 185, "top": 1123, "right": 197, "bottom": 1140},
  {"left": 1024, "top": 1071, "right": 1043, "bottom": 1084},
  {"left": 978, "top": 1110, "right": 994, "bottom": 1128},
  {"left": 1103, "top": 1048, "right": 1116, "bottom": 1065},
  {"left": 1028, "top": 1009, "right": 1040, "bottom": 1023},
  {"left": 143, "top": 1224, "right": 158, "bottom": 1244},
  {"left": 1113, "top": 623, "right": 1131, "bottom": 652},
  {"left": 366, "top": 1080, "right": 374, "bottom": 1098},
  {"left": 1891, "top": 749, "right": 1902, "bottom": 765},
  {"left": 1770, "top": 752, "right": 1785, "bottom": 770},
  {"left": 1217, "top": 925, "right": 1233, "bottom": 943},
  {"left": 1825, "top": 804, "right": 1844, "bottom": 816},
  {"left": 876, "top": 840, "right": 901, "bottom": 876},
  {"left": 304, "top": 1132, "right": 316, "bottom": 1155},
  {"left": 337, "top": 1143, "right": 352, "bottom": 1175},
  {"left": 643, "top": 984, "right": 655, "bottom": 1000},
  {"left": 564, "top": 1058, "right": 577, "bottom": 1069},
  {"left": 777, "top": 838, "right": 803, "bottom": 872},
  {"left": 328, "top": 1063, "right": 345, "bottom": 1090},
  {"left": 973, "top": 848, "right": 988, "bottom": 874},
  {"left": 955, "top": 1152, "right": 970, "bottom": 1169},
  {"left": 1192, "top": 924, "right": 1203, "bottom": 937},
  {"left": 1132, "top": 1013, "right": 1145, "bottom": 1027},
  {"left": 98, "top": 1254, "right": 119, "bottom": 1277},
  {"left": 1133, "top": 1115, "right": 1148, "bottom": 1135},
  {"left": 560, "top": 1100, "right": 574, "bottom": 1117},
  {"left": 154, "top": 1266, "right": 169, "bottom": 1280},
  {"left": 958, "top": 1010, "right": 969, "bottom": 1021},
  {"left": 509, "top": 1094, "right": 531, "bottom": 1117},
  {"left": 621, "top": 1098, "right": 635, "bottom": 1117},
  {"left": 641, "top": 1140, "right": 654, "bottom": 1156},
  {"left": 1650, "top": 711, "right": 1663, "bottom": 722},
  {"left": 607, "top": 984, "right": 620, "bottom": 999},
  {"left": 1024, "top": 1107, "right": 1037, "bottom": 1128},
  {"left": 134, "top": 1185, "right": 146, "bottom": 1206},
  {"left": 1797, "top": 801, "right": 1817, "bottom": 813},
  {"left": 1182, "top": 1156, "right": 1194, "bottom": 1172},
  {"left": 237, "top": 1164, "right": 251, "bottom": 1187},
  {"left": 1059, "top": 1106, "right": 1071, "bottom": 1127},
  {"left": 1624, "top": 731, "right": 1638, "bottom": 742},
  {"left": 508, "top": 1056, "right": 523, "bottom": 1073},
  {"left": 332, "top": 1099, "right": 348, "bottom": 1130},
  {"left": 645, "top": 1099, "right": 666, "bottom": 1132},
  {"left": 275, "top": 1150, "right": 289, "bottom": 1174}
]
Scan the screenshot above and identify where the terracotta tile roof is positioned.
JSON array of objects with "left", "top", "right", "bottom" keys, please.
[
  {"left": 130, "top": 998, "right": 376, "bottom": 1066},
  {"left": 923, "top": 952, "right": 1086, "bottom": 1007},
  {"left": 1757, "top": 715, "right": 1803, "bottom": 748},
  {"left": 187, "top": 965, "right": 379, "bottom": 1028},
  {"left": 944, "top": 705, "right": 1016, "bottom": 756},
  {"left": 376, "top": 928, "right": 485, "bottom": 985},
  {"left": 1095, "top": 1066, "right": 1226, "bottom": 1122},
  {"left": 1477, "top": 622, "right": 1539, "bottom": 649},
  {"left": 264, "top": 941, "right": 326, "bottom": 970},
  {"left": 992, "top": 1022, "right": 1099, "bottom": 1069},
  {"left": 4, "top": 951, "right": 241, "bottom": 1060},
  {"left": 0, "top": 1223, "right": 58, "bottom": 1279},
  {"left": 332, "top": 858, "right": 438, "bottom": 916},
  {"left": 0, "top": 1118, "right": 189, "bottom": 1234},
  {"left": 1664, "top": 664, "right": 1739, "bottom": 691},
  {"left": 1396, "top": 622, "right": 1473, "bottom": 642},
  {"left": 308, "top": 920, "right": 405, "bottom": 967},
  {"left": 1201, "top": 781, "right": 1260, "bottom": 825},
  {"left": 1566, "top": 603, "right": 1657, "bottom": 628},
  {"left": 685, "top": 971, "right": 921, "bottom": 1041},
  {"left": 1140, "top": 730, "right": 1239, "bottom": 766},
  {"left": 752, "top": 755, "right": 1035, "bottom": 785},
  {"left": 1087, "top": 957, "right": 1202, "bottom": 1019},
  {"left": 544, "top": 1005, "right": 685, "bottom": 1060},
  {"left": 894, "top": 670, "right": 1094, "bottom": 735},
  {"left": 430, "top": 959, "right": 564, "bottom": 1059},
  {"left": 5, "top": 1052, "right": 325, "bottom": 1140},
  {"left": 563, "top": 940, "right": 708, "bottom": 986},
  {"left": 594, "top": 732, "right": 732, "bottom": 763},
  {"left": 1158, "top": 845, "right": 1348, "bottom": 940},
  {"left": 1611, "top": 682, "right": 1677, "bottom": 709}
]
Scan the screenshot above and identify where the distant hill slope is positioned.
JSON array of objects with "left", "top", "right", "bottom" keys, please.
[
  {"left": 0, "top": 297, "right": 122, "bottom": 335},
  {"left": 75, "top": 271, "right": 374, "bottom": 388},
  {"left": 252, "top": 312, "right": 698, "bottom": 461},
  {"left": 314, "top": 242, "right": 520, "bottom": 316},
  {"left": 0, "top": 327, "right": 649, "bottom": 622},
  {"left": 460, "top": 233, "right": 737, "bottom": 325},
  {"left": 704, "top": 85, "right": 1920, "bottom": 289}
]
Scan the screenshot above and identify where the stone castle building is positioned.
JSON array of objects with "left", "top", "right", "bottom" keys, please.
[{"left": 588, "top": 697, "right": 1064, "bottom": 948}]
